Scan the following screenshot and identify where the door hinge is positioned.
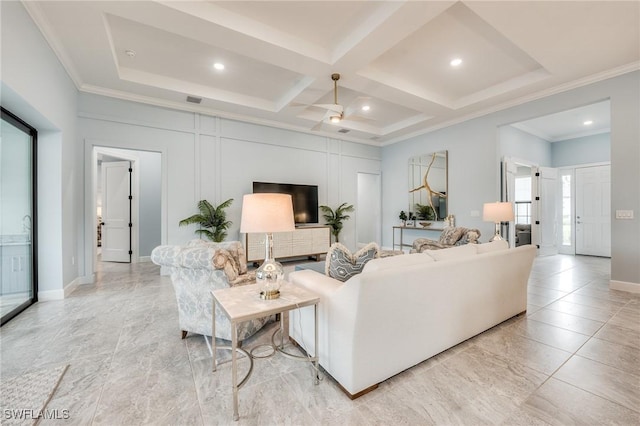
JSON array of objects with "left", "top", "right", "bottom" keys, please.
[
  {"left": 128, "top": 250, "right": 133, "bottom": 255},
  {"left": 535, "top": 220, "right": 540, "bottom": 225},
  {"left": 129, "top": 195, "right": 133, "bottom": 200},
  {"left": 129, "top": 167, "right": 133, "bottom": 173},
  {"left": 535, "top": 196, "right": 540, "bottom": 200},
  {"left": 535, "top": 172, "right": 540, "bottom": 177},
  {"left": 128, "top": 223, "right": 132, "bottom": 227}
]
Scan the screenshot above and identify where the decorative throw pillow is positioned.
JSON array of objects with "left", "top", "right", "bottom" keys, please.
[
  {"left": 325, "top": 242, "right": 379, "bottom": 282},
  {"left": 439, "top": 226, "right": 466, "bottom": 245}
]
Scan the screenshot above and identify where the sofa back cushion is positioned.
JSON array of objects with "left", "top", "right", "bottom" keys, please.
[
  {"left": 438, "top": 227, "right": 467, "bottom": 245},
  {"left": 326, "top": 242, "right": 379, "bottom": 282},
  {"left": 425, "top": 243, "right": 477, "bottom": 261},
  {"left": 363, "top": 252, "right": 434, "bottom": 273},
  {"left": 475, "top": 240, "right": 509, "bottom": 254}
]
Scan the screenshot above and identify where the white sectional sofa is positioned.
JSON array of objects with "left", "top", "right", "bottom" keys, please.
[{"left": 288, "top": 240, "right": 536, "bottom": 398}]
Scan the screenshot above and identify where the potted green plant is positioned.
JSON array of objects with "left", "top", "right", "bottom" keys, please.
[
  {"left": 320, "top": 202, "right": 354, "bottom": 243},
  {"left": 415, "top": 203, "right": 436, "bottom": 221},
  {"left": 179, "top": 199, "right": 233, "bottom": 242},
  {"left": 399, "top": 210, "right": 407, "bottom": 226}
]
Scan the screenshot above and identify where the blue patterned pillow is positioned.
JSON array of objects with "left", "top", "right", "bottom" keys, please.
[{"left": 325, "top": 242, "right": 379, "bottom": 282}]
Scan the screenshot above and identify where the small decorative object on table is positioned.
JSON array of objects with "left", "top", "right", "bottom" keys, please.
[
  {"left": 399, "top": 210, "right": 408, "bottom": 226},
  {"left": 445, "top": 214, "right": 455, "bottom": 227},
  {"left": 419, "top": 221, "right": 432, "bottom": 228}
]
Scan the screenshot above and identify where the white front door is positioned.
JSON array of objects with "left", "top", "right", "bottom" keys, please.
[
  {"left": 101, "top": 161, "right": 131, "bottom": 262},
  {"left": 576, "top": 165, "right": 611, "bottom": 257},
  {"left": 532, "top": 167, "right": 559, "bottom": 256}
]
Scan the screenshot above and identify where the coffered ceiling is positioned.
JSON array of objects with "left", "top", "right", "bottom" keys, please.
[{"left": 23, "top": 1, "right": 639, "bottom": 145}]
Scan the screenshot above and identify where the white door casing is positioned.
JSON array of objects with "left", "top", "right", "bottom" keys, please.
[
  {"left": 502, "top": 159, "right": 518, "bottom": 247},
  {"left": 101, "top": 161, "right": 131, "bottom": 262},
  {"left": 532, "top": 167, "right": 559, "bottom": 256},
  {"left": 576, "top": 165, "right": 611, "bottom": 257}
]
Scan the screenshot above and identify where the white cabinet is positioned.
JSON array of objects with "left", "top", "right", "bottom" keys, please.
[
  {"left": 1, "top": 244, "right": 31, "bottom": 295},
  {"left": 244, "top": 226, "right": 331, "bottom": 263}
]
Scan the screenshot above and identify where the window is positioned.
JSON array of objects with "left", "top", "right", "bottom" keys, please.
[{"left": 514, "top": 176, "right": 532, "bottom": 224}]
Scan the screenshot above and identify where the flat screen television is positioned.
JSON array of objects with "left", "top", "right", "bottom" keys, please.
[{"left": 253, "top": 182, "right": 319, "bottom": 225}]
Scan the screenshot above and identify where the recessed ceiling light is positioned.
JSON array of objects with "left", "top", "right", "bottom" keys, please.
[
  {"left": 583, "top": 120, "right": 593, "bottom": 125},
  {"left": 213, "top": 62, "right": 225, "bottom": 71},
  {"left": 450, "top": 58, "right": 462, "bottom": 67},
  {"left": 362, "top": 105, "right": 371, "bottom": 111}
]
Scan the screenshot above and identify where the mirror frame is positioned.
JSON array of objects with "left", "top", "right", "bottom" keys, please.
[{"left": 408, "top": 150, "right": 448, "bottom": 222}]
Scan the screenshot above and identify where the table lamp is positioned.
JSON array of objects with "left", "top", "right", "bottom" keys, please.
[
  {"left": 483, "top": 202, "right": 514, "bottom": 242},
  {"left": 240, "top": 193, "right": 295, "bottom": 299}
]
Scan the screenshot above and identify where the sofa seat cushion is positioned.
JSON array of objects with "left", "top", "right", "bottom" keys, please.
[
  {"left": 363, "top": 252, "right": 434, "bottom": 273},
  {"left": 325, "top": 242, "right": 379, "bottom": 282}
]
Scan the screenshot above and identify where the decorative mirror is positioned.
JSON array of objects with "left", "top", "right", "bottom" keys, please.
[{"left": 408, "top": 151, "right": 448, "bottom": 221}]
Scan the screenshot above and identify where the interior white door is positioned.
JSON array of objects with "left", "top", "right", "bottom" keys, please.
[
  {"left": 576, "top": 165, "right": 611, "bottom": 257},
  {"left": 101, "top": 161, "right": 131, "bottom": 262},
  {"left": 532, "top": 167, "right": 558, "bottom": 256},
  {"left": 356, "top": 172, "right": 381, "bottom": 248}
]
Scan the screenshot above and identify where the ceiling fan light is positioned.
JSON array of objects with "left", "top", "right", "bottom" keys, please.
[{"left": 330, "top": 115, "right": 341, "bottom": 123}]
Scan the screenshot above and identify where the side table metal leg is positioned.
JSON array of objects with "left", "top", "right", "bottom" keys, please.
[
  {"left": 232, "top": 322, "right": 239, "bottom": 421},
  {"left": 212, "top": 301, "right": 217, "bottom": 372},
  {"left": 314, "top": 303, "right": 319, "bottom": 385}
]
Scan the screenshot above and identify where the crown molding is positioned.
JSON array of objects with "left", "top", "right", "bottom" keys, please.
[{"left": 22, "top": 1, "right": 83, "bottom": 89}]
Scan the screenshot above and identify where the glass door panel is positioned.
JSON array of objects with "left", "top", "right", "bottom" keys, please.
[{"left": 1, "top": 108, "right": 37, "bottom": 325}]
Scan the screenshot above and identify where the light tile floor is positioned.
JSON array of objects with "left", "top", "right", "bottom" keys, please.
[{"left": 1, "top": 255, "right": 639, "bottom": 425}]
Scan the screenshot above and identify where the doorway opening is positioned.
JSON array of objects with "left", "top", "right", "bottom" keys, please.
[
  {"left": 93, "top": 147, "right": 161, "bottom": 266},
  {"left": 499, "top": 99, "right": 611, "bottom": 257}
]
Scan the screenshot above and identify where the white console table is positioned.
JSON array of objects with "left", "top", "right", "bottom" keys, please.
[
  {"left": 244, "top": 225, "right": 331, "bottom": 263},
  {"left": 392, "top": 224, "right": 446, "bottom": 250}
]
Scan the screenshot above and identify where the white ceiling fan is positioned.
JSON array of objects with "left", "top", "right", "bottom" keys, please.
[
  {"left": 308, "top": 73, "right": 375, "bottom": 131},
  {"left": 312, "top": 73, "right": 345, "bottom": 124}
]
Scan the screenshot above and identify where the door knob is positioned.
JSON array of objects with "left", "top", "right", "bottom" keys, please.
[{"left": 100, "top": 222, "right": 105, "bottom": 226}]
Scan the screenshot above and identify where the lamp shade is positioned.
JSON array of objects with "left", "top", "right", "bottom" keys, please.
[
  {"left": 240, "top": 193, "right": 295, "bottom": 233},
  {"left": 483, "top": 202, "right": 515, "bottom": 222}
]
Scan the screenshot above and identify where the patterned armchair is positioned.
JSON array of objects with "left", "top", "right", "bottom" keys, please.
[
  {"left": 151, "top": 239, "right": 270, "bottom": 341},
  {"left": 410, "top": 226, "right": 481, "bottom": 253}
]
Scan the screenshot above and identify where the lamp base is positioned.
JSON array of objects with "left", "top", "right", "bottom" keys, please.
[
  {"left": 259, "top": 289, "right": 281, "bottom": 300},
  {"left": 490, "top": 222, "right": 504, "bottom": 242}
]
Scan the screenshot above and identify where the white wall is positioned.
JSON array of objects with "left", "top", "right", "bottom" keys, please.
[
  {"left": 552, "top": 133, "right": 610, "bottom": 168},
  {"left": 382, "top": 118, "right": 497, "bottom": 244},
  {"left": 382, "top": 71, "right": 640, "bottom": 287},
  {"left": 78, "top": 93, "right": 381, "bottom": 278},
  {"left": 499, "top": 125, "right": 552, "bottom": 167},
  {"left": 1, "top": 1, "right": 79, "bottom": 299}
]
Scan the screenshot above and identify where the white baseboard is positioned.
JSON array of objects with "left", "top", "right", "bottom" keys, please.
[
  {"left": 78, "top": 274, "right": 95, "bottom": 285},
  {"left": 138, "top": 256, "right": 151, "bottom": 263},
  {"left": 38, "top": 289, "right": 65, "bottom": 301},
  {"left": 610, "top": 280, "right": 640, "bottom": 294}
]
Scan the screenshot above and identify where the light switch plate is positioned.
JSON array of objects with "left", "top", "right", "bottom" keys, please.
[{"left": 615, "top": 210, "right": 634, "bottom": 219}]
